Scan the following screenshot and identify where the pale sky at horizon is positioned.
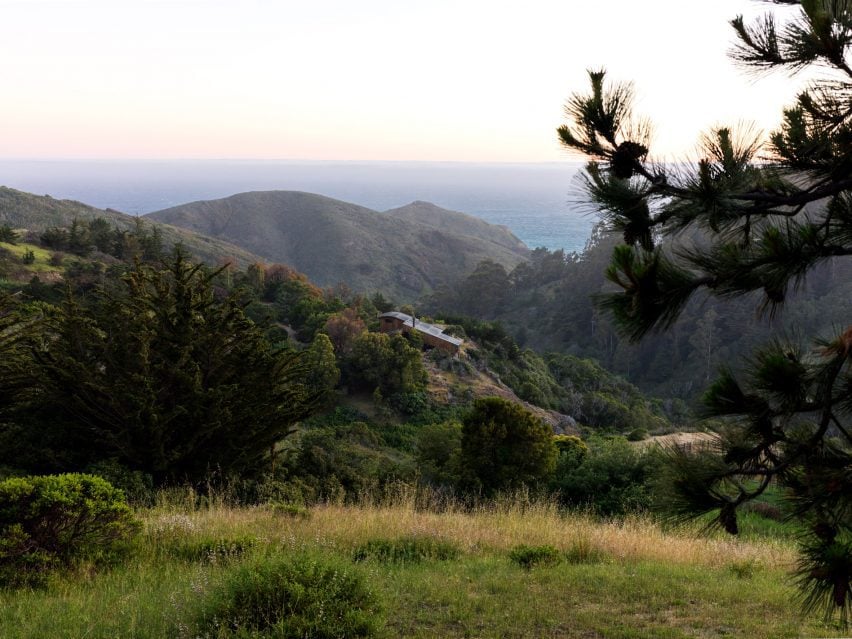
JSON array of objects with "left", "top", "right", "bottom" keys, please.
[{"left": 0, "top": 0, "right": 806, "bottom": 162}]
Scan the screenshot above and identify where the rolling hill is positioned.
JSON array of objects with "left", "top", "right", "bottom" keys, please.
[
  {"left": 0, "top": 186, "right": 262, "bottom": 266},
  {"left": 146, "top": 191, "right": 529, "bottom": 300},
  {"left": 382, "top": 200, "right": 527, "bottom": 253}
]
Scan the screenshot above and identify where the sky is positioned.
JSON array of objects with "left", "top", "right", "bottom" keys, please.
[{"left": 0, "top": 0, "right": 806, "bottom": 162}]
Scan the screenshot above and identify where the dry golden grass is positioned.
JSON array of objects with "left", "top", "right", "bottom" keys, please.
[
  {"left": 639, "top": 431, "right": 718, "bottom": 449},
  {"left": 143, "top": 489, "right": 795, "bottom": 571},
  {"left": 6, "top": 490, "right": 842, "bottom": 639}
]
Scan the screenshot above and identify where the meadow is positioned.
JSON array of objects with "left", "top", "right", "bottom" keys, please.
[{"left": 0, "top": 490, "right": 846, "bottom": 639}]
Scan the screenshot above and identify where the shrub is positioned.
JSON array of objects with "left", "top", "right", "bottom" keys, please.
[
  {"left": 84, "top": 459, "right": 154, "bottom": 505},
  {"left": 191, "top": 554, "right": 383, "bottom": 638},
  {"left": 509, "top": 544, "right": 561, "bottom": 570},
  {"left": 353, "top": 536, "right": 459, "bottom": 564},
  {"left": 0, "top": 473, "right": 140, "bottom": 586},
  {"left": 626, "top": 428, "right": 650, "bottom": 442},
  {"left": 0, "top": 225, "right": 18, "bottom": 245},
  {"left": 550, "top": 436, "right": 662, "bottom": 516},
  {"left": 415, "top": 420, "right": 463, "bottom": 487},
  {"left": 389, "top": 390, "right": 429, "bottom": 416},
  {"left": 553, "top": 434, "right": 588, "bottom": 460},
  {"left": 728, "top": 558, "right": 760, "bottom": 580},
  {"left": 460, "top": 397, "right": 557, "bottom": 494},
  {"left": 741, "top": 500, "right": 785, "bottom": 522},
  {"left": 347, "top": 332, "right": 427, "bottom": 397}
]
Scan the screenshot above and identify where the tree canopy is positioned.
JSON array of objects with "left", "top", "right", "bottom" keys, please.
[
  {"left": 559, "top": 0, "right": 852, "bottom": 623},
  {"left": 460, "top": 397, "right": 557, "bottom": 494},
  {"left": 11, "top": 251, "right": 318, "bottom": 484}
]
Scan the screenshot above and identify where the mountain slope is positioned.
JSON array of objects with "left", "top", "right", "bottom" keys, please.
[
  {"left": 146, "top": 191, "right": 529, "bottom": 300},
  {"left": 0, "top": 186, "right": 263, "bottom": 266},
  {"left": 382, "top": 201, "right": 527, "bottom": 253}
]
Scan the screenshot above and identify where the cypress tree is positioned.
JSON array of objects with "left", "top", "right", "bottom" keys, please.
[{"left": 30, "top": 250, "right": 317, "bottom": 484}]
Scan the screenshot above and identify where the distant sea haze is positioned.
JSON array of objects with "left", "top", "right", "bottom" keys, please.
[{"left": 0, "top": 160, "right": 592, "bottom": 253}]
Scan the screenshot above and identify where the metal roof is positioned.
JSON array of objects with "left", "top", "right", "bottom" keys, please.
[{"left": 379, "top": 312, "right": 463, "bottom": 347}]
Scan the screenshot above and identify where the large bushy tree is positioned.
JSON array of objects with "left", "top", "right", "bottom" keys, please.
[
  {"left": 460, "top": 397, "right": 556, "bottom": 494},
  {"left": 346, "top": 331, "right": 427, "bottom": 397},
  {"left": 559, "top": 0, "right": 852, "bottom": 622},
  {"left": 24, "top": 251, "right": 317, "bottom": 484}
]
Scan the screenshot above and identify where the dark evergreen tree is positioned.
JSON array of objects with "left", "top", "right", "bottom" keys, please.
[
  {"left": 460, "top": 397, "right": 556, "bottom": 494},
  {"left": 67, "top": 218, "right": 90, "bottom": 256},
  {"left": 559, "top": 0, "right": 852, "bottom": 622},
  {"left": 87, "top": 217, "right": 114, "bottom": 254},
  {"left": 0, "top": 225, "right": 18, "bottom": 245},
  {"left": 0, "top": 294, "right": 32, "bottom": 446},
  {"left": 27, "top": 250, "right": 317, "bottom": 484}
]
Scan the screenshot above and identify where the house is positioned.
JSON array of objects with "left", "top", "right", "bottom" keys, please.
[{"left": 378, "top": 311, "right": 462, "bottom": 355}]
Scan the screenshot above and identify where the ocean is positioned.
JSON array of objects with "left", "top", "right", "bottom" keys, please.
[{"left": 0, "top": 160, "right": 594, "bottom": 253}]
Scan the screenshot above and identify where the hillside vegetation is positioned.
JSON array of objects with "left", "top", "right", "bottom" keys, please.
[
  {"left": 0, "top": 186, "right": 263, "bottom": 266},
  {"left": 0, "top": 215, "right": 689, "bottom": 508},
  {"left": 146, "top": 191, "right": 529, "bottom": 300},
  {"left": 425, "top": 226, "right": 852, "bottom": 401}
]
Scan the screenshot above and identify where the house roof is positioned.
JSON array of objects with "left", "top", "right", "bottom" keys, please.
[{"left": 379, "top": 312, "right": 463, "bottom": 347}]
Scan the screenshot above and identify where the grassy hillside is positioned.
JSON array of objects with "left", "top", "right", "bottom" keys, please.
[
  {"left": 0, "top": 186, "right": 263, "bottom": 266},
  {"left": 383, "top": 200, "right": 527, "bottom": 253},
  {"left": 146, "top": 191, "right": 530, "bottom": 300},
  {"left": 0, "top": 241, "right": 62, "bottom": 279},
  {"left": 0, "top": 495, "right": 844, "bottom": 639}
]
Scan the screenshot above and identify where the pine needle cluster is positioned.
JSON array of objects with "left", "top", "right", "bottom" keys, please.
[{"left": 559, "top": 0, "right": 852, "bottom": 624}]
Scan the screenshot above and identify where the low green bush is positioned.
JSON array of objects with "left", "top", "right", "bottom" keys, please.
[
  {"left": 0, "top": 473, "right": 140, "bottom": 586},
  {"left": 626, "top": 428, "right": 649, "bottom": 442},
  {"left": 84, "top": 459, "right": 154, "bottom": 505},
  {"left": 191, "top": 553, "right": 383, "bottom": 638},
  {"left": 741, "top": 500, "right": 785, "bottom": 522},
  {"left": 508, "top": 544, "right": 562, "bottom": 570},
  {"left": 353, "top": 536, "right": 459, "bottom": 564}
]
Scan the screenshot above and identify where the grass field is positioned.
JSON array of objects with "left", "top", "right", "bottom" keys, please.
[{"left": 0, "top": 495, "right": 846, "bottom": 639}]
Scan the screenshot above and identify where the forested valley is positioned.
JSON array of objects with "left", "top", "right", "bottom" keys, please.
[{"left": 425, "top": 225, "right": 852, "bottom": 400}]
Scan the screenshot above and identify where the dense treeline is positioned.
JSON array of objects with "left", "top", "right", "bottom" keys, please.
[{"left": 0, "top": 219, "right": 675, "bottom": 518}]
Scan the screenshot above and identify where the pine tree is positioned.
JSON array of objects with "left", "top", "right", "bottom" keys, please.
[{"left": 559, "top": 0, "right": 852, "bottom": 623}]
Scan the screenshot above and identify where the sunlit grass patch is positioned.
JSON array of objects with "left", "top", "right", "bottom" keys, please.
[
  {"left": 2, "top": 242, "right": 62, "bottom": 273},
  {"left": 0, "top": 494, "right": 846, "bottom": 639}
]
